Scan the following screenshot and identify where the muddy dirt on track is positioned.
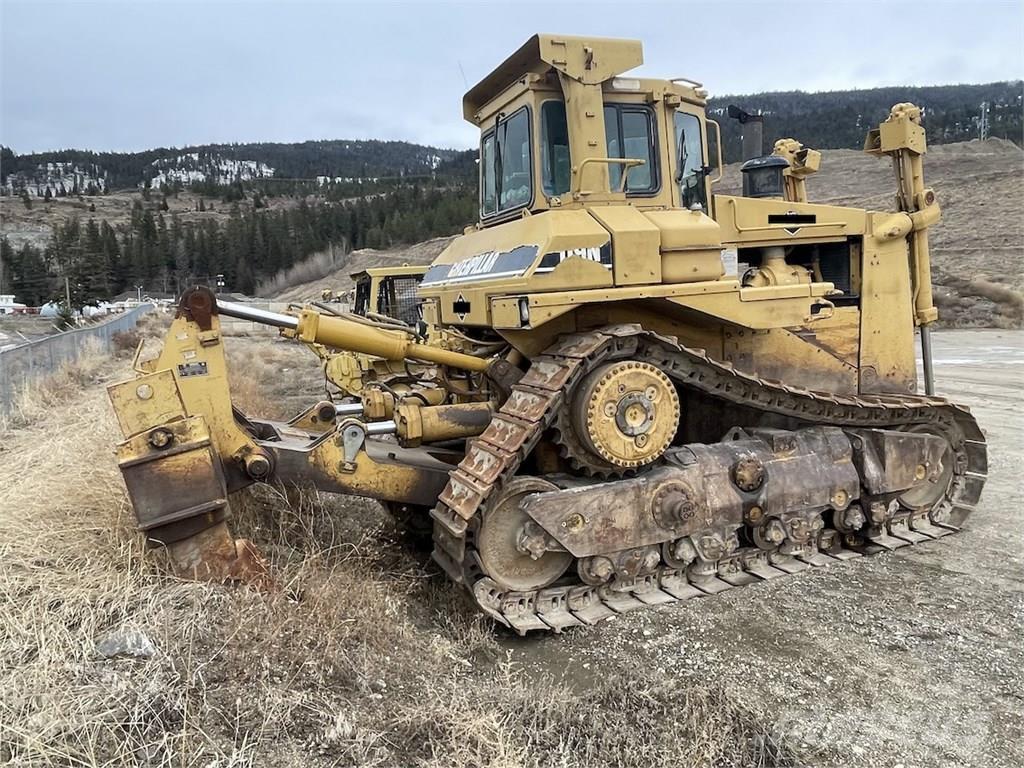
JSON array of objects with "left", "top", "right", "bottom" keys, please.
[{"left": 502, "top": 329, "right": 1024, "bottom": 768}]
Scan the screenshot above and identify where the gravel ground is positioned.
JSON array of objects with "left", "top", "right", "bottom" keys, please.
[{"left": 504, "top": 329, "right": 1023, "bottom": 768}]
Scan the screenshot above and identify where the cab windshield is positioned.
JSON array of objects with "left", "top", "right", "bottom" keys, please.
[{"left": 481, "top": 106, "right": 532, "bottom": 217}]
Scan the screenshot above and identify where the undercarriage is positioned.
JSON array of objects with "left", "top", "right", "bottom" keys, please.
[{"left": 429, "top": 326, "right": 985, "bottom": 632}]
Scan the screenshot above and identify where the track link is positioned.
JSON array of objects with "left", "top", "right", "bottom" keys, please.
[{"left": 430, "top": 325, "right": 987, "bottom": 634}]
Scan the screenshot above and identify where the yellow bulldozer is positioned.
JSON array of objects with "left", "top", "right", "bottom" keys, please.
[{"left": 109, "top": 35, "right": 986, "bottom": 633}]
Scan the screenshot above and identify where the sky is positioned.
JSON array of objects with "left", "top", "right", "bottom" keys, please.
[{"left": 1, "top": 0, "right": 1022, "bottom": 154}]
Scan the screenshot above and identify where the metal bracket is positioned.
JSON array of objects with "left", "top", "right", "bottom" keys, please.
[{"left": 338, "top": 418, "right": 367, "bottom": 470}]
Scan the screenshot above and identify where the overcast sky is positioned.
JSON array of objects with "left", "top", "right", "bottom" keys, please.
[{"left": 2, "top": 0, "right": 1022, "bottom": 154}]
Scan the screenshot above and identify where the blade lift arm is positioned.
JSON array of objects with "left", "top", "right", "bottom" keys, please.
[{"left": 864, "top": 103, "right": 941, "bottom": 394}]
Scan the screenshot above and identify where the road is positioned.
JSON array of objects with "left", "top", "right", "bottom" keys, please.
[{"left": 507, "top": 329, "right": 1023, "bottom": 768}]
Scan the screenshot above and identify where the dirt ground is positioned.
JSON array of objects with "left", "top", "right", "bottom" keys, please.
[{"left": 506, "top": 329, "right": 1024, "bottom": 768}]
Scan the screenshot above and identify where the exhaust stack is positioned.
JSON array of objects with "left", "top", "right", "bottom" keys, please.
[{"left": 727, "top": 104, "right": 765, "bottom": 161}]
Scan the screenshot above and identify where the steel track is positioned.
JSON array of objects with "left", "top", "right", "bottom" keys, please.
[{"left": 429, "top": 325, "right": 987, "bottom": 634}]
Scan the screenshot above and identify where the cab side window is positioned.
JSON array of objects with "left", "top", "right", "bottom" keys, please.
[
  {"left": 675, "top": 111, "right": 707, "bottom": 210},
  {"left": 541, "top": 101, "right": 571, "bottom": 197}
]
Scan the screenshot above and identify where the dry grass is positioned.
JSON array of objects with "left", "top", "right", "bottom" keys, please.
[
  {"left": 0, "top": 340, "right": 815, "bottom": 767},
  {"left": 0, "top": 339, "right": 111, "bottom": 431},
  {"left": 110, "top": 329, "right": 143, "bottom": 355},
  {"left": 225, "top": 337, "right": 328, "bottom": 420}
]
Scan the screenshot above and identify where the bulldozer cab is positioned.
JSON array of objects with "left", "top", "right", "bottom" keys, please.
[
  {"left": 419, "top": 34, "right": 728, "bottom": 328},
  {"left": 351, "top": 265, "right": 427, "bottom": 325},
  {"left": 462, "top": 34, "right": 718, "bottom": 220}
]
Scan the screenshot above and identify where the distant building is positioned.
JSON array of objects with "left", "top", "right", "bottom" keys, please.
[{"left": 0, "top": 295, "right": 27, "bottom": 315}]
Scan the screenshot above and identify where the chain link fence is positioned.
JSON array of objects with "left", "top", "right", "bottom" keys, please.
[{"left": 0, "top": 304, "right": 154, "bottom": 416}]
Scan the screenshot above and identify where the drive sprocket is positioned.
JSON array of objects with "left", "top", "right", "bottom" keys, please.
[{"left": 554, "top": 358, "right": 680, "bottom": 475}]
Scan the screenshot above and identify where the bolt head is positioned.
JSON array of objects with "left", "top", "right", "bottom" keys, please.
[
  {"left": 765, "top": 520, "right": 786, "bottom": 544},
  {"left": 642, "top": 549, "right": 660, "bottom": 571},
  {"left": 148, "top": 428, "right": 172, "bottom": 448},
  {"left": 869, "top": 502, "right": 887, "bottom": 523},
  {"left": 562, "top": 513, "right": 586, "bottom": 533},
  {"left": 246, "top": 454, "right": 271, "bottom": 479},
  {"left": 699, "top": 535, "right": 724, "bottom": 560},
  {"left": 844, "top": 506, "right": 866, "bottom": 530}
]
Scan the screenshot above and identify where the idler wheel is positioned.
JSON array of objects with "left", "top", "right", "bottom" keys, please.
[
  {"left": 896, "top": 425, "right": 955, "bottom": 510},
  {"left": 571, "top": 361, "right": 680, "bottom": 469},
  {"left": 477, "top": 477, "right": 572, "bottom": 592}
]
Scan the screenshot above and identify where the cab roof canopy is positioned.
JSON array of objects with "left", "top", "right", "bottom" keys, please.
[{"left": 462, "top": 33, "right": 643, "bottom": 125}]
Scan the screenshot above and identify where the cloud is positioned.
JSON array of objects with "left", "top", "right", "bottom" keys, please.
[{"left": 1, "top": 0, "right": 1021, "bottom": 153}]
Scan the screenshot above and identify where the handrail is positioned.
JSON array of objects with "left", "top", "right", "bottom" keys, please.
[{"left": 571, "top": 156, "right": 646, "bottom": 197}]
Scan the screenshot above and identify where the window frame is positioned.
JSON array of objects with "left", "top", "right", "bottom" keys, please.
[
  {"left": 353, "top": 277, "right": 371, "bottom": 316},
  {"left": 479, "top": 104, "right": 535, "bottom": 221},
  {"left": 603, "top": 102, "right": 661, "bottom": 197}
]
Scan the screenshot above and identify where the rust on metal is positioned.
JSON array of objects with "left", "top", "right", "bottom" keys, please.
[{"left": 178, "top": 286, "right": 216, "bottom": 331}]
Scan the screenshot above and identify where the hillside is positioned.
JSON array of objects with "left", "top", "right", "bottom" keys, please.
[
  {"left": 277, "top": 139, "right": 1023, "bottom": 328},
  {"left": 273, "top": 236, "right": 455, "bottom": 303},
  {"left": 0, "top": 141, "right": 473, "bottom": 192},
  {"left": 709, "top": 80, "right": 1022, "bottom": 162},
  {"left": 2, "top": 81, "right": 1018, "bottom": 194}
]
